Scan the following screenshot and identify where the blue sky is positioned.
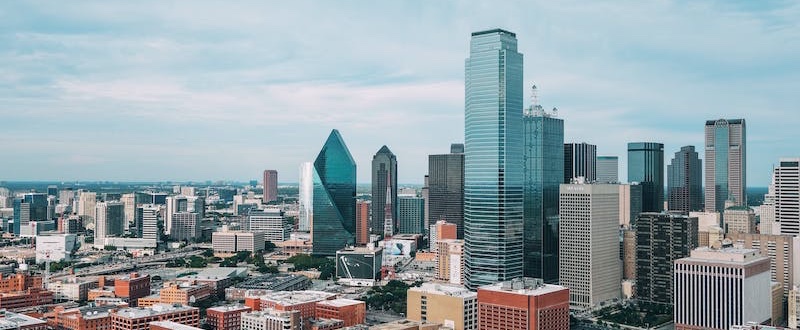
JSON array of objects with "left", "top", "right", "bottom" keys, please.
[{"left": 1, "top": 1, "right": 798, "bottom": 185}]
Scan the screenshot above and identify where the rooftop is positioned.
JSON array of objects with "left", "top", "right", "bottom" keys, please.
[
  {"left": 471, "top": 28, "right": 515, "bottom": 37},
  {"left": 207, "top": 305, "right": 251, "bottom": 313},
  {"left": 316, "top": 298, "right": 365, "bottom": 308},
  {"left": 479, "top": 278, "right": 568, "bottom": 296},
  {"left": 260, "top": 290, "right": 336, "bottom": 306},
  {"left": 410, "top": 283, "right": 476, "bottom": 298},
  {"left": 150, "top": 321, "right": 203, "bottom": 330},
  {"left": 113, "top": 304, "right": 197, "bottom": 319},
  {"left": 681, "top": 246, "right": 767, "bottom": 265},
  {"left": 0, "top": 310, "right": 47, "bottom": 327}
]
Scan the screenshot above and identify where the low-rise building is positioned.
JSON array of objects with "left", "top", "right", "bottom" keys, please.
[
  {"left": 314, "top": 298, "right": 366, "bottom": 327},
  {"left": 336, "top": 246, "right": 382, "bottom": 287},
  {"left": 111, "top": 304, "right": 199, "bottom": 330},
  {"left": 150, "top": 320, "right": 204, "bottom": 330},
  {"left": 477, "top": 278, "right": 569, "bottom": 330},
  {"left": 0, "top": 309, "right": 47, "bottom": 330},
  {"left": 35, "top": 234, "right": 77, "bottom": 263},
  {"left": 258, "top": 291, "right": 336, "bottom": 328},
  {"left": 213, "top": 231, "right": 265, "bottom": 254},
  {"left": 240, "top": 309, "right": 301, "bottom": 330},
  {"left": 0, "top": 288, "right": 53, "bottom": 311},
  {"left": 407, "top": 283, "right": 477, "bottom": 330},
  {"left": 207, "top": 305, "right": 252, "bottom": 330},
  {"left": 50, "top": 305, "right": 114, "bottom": 330},
  {"left": 46, "top": 277, "right": 98, "bottom": 301},
  {"left": 115, "top": 273, "right": 150, "bottom": 307}
]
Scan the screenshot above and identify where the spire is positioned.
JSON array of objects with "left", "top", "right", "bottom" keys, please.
[{"left": 383, "top": 172, "right": 394, "bottom": 238}]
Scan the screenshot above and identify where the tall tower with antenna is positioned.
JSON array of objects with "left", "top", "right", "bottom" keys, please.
[{"left": 383, "top": 173, "right": 394, "bottom": 239}]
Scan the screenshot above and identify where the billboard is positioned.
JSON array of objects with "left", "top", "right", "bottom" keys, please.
[{"left": 336, "top": 250, "right": 382, "bottom": 281}]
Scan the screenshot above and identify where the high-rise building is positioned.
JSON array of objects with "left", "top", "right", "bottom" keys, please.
[
  {"left": 262, "top": 170, "right": 278, "bottom": 204},
  {"left": 78, "top": 191, "right": 97, "bottom": 222},
  {"left": 776, "top": 158, "right": 800, "bottom": 236},
  {"left": 667, "top": 146, "right": 702, "bottom": 213},
  {"left": 95, "top": 201, "right": 124, "bottom": 241},
  {"left": 430, "top": 220, "right": 457, "bottom": 253},
  {"left": 674, "top": 247, "right": 770, "bottom": 330},
  {"left": 635, "top": 212, "right": 698, "bottom": 305},
  {"left": 407, "top": 283, "right": 477, "bottom": 330},
  {"left": 248, "top": 209, "right": 290, "bottom": 243},
  {"left": 371, "top": 146, "right": 397, "bottom": 236},
  {"left": 12, "top": 193, "right": 48, "bottom": 235},
  {"left": 564, "top": 142, "right": 596, "bottom": 183},
  {"left": 705, "top": 119, "right": 747, "bottom": 213},
  {"left": 523, "top": 100, "right": 563, "bottom": 283},
  {"left": 140, "top": 205, "right": 159, "bottom": 240},
  {"left": 121, "top": 193, "right": 136, "bottom": 229},
  {"left": 463, "top": 28, "right": 524, "bottom": 289},
  {"left": 428, "top": 144, "right": 465, "bottom": 238},
  {"left": 759, "top": 181, "right": 778, "bottom": 235},
  {"left": 724, "top": 206, "right": 756, "bottom": 234},
  {"left": 298, "top": 162, "right": 313, "bottom": 232},
  {"left": 165, "top": 196, "right": 188, "bottom": 235},
  {"left": 596, "top": 156, "right": 619, "bottom": 183},
  {"left": 436, "top": 239, "right": 464, "bottom": 284},
  {"left": 477, "top": 278, "right": 570, "bottom": 330},
  {"left": 618, "top": 183, "right": 643, "bottom": 227},
  {"left": 355, "top": 200, "right": 370, "bottom": 245},
  {"left": 559, "top": 183, "right": 621, "bottom": 309},
  {"left": 312, "top": 129, "right": 356, "bottom": 256},
  {"left": 398, "top": 196, "right": 425, "bottom": 235},
  {"left": 628, "top": 142, "right": 664, "bottom": 212},
  {"left": 727, "top": 232, "right": 800, "bottom": 298},
  {"left": 213, "top": 230, "right": 265, "bottom": 253},
  {"left": 171, "top": 212, "right": 200, "bottom": 242}
]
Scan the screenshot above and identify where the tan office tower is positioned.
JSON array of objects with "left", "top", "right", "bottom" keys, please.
[
  {"left": 436, "top": 239, "right": 464, "bottom": 284},
  {"left": 690, "top": 211, "right": 721, "bottom": 246},
  {"left": 78, "top": 191, "right": 97, "bottom": 222},
  {"left": 759, "top": 181, "right": 778, "bottom": 235},
  {"left": 704, "top": 119, "right": 746, "bottom": 213},
  {"left": 726, "top": 232, "right": 800, "bottom": 298},
  {"left": 622, "top": 229, "right": 636, "bottom": 280},
  {"left": 724, "top": 206, "right": 756, "bottom": 234},
  {"left": 559, "top": 183, "right": 621, "bottom": 310},
  {"left": 407, "top": 283, "right": 477, "bottom": 330},
  {"left": 674, "top": 247, "right": 770, "bottom": 330}
]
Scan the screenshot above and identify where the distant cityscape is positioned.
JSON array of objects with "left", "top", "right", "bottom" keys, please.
[{"left": 0, "top": 27, "right": 798, "bottom": 330}]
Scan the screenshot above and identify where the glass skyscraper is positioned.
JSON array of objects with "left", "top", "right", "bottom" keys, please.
[
  {"left": 523, "top": 106, "right": 563, "bottom": 283},
  {"left": 628, "top": 142, "right": 664, "bottom": 212},
  {"left": 371, "top": 145, "right": 397, "bottom": 236},
  {"left": 705, "top": 119, "right": 747, "bottom": 213},
  {"left": 564, "top": 142, "right": 597, "bottom": 183},
  {"left": 464, "top": 29, "right": 524, "bottom": 289},
  {"left": 427, "top": 144, "right": 465, "bottom": 238},
  {"left": 13, "top": 192, "right": 48, "bottom": 235},
  {"left": 312, "top": 129, "right": 356, "bottom": 256},
  {"left": 667, "top": 146, "right": 702, "bottom": 213}
]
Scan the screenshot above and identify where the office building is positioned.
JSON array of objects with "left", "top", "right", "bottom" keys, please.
[
  {"left": 463, "top": 28, "right": 525, "bottom": 289},
  {"left": 727, "top": 233, "right": 800, "bottom": 298},
  {"left": 372, "top": 146, "right": 398, "bottom": 236},
  {"left": 115, "top": 272, "right": 151, "bottom": 307},
  {"left": 121, "top": 193, "right": 136, "bottom": 227},
  {"left": 248, "top": 209, "right": 289, "bottom": 243},
  {"left": 213, "top": 230, "right": 265, "bottom": 253},
  {"left": 791, "top": 286, "right": 800, "bottom": 329},
  {"left": 298, "top": 162, "right": 313, "bottom": 232},
  {"left": 95, "top": 201, "right": 124, "bottom": 241},
  {"left": 622, "top": 229, "right": 636, "bottom": 280},
  {"left": 35, "top": 234, "right": 78, "bottom": 263},
  {"left": 262, "top": 170, "right": 278, "bottom": 204},
  {"left": 760, "top": 181, "right": 778, "bottom": 235},
  {"left": 110, "top": 304, "right": 199, "bottom": 330},
  {"left": 140, "top": 205, "right": 159, "bottom": 240},
  {"left": 596, "top": 156, "right": 619, "bottom": 183},
  {"left": 428, "top": 143, "right": 465, "bottom": 238},
  {"left": 398, "top": 196, "right": 425, "bottom": 235},
  {"left": 315, "top": 298, "right": 366, "bottom": 327},
  {"left": 312, "top": 129, "right": 356, "bottom": 256},
  {"left": 628, "top": 142, "right": 664, "bottom": 212},
  {"left": 619, "top": 183, "right": 643, "bottom": 227},
  {"left": 724, "top": 206, "right": 756, "bottom": 234},
  {"left": 170, "top": 212, "right": 200, "bottom": 242},
  {"left": 78, "top": 191, "right": 97, "bottom": 222},
  {"left": 477, "top": 278, "right": 569, "bottom": 330},
  {"left": 705, "top": 118, "right": 747, "bottom": 213},
  {"left": 150, "top": 321, "right": 203, "bottom": 330},
  {"left": 257, "top": 290, "right": 336, "bottom": 327},
  {"left": 564, "top": 142, "right": 596, "bottom": 183},
  {"left": 430, "top": 220, "right": 457, "bottom": 253},
  {"left": 691, "top": 211, "right": 721, "bottom": 247},
  {"left": 206, "top": 305, "right": 252, "bottom": 330},
  {"left": 164, "top": 196, "right": 188, "bottom": 235},
  {"left": 436, "top": 239, "right": 464, "bottom": 285},
  {"left": 240, "top": 309, "right": 301, "bottom": 330},
  {"left": 559, "top": 183, "right": 621, "bottom": 309},
  {"left": 407, "top": 283, "right": 477, "bottom": 330},
  {"left": 355, "top": 200, "right": 370, "bottom": 245},
  {"left": 674, "top": 247, "right": 770, "bottom": 330},
  {"left": 523, "top": 101, "right": 563, "bottom": 283},
  {"left": 667, "top": 146, "right": 703, "bottom": 213},
  {"left": 776, "top": 159, "right": 800, "bottom": 235},
  {"left": 335, "top": 246, "right": 382, "bottom": 286},
  {"left": 635, "top": 212, "right": 698, "bottom": 305},
  {"left": 12, "top": 193, "right": 48, "bottom": 235}
]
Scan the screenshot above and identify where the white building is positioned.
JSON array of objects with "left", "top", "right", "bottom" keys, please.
[
  {"left": 95, "top": 201, "right": 124, "bottom": 241},
  {"left": 760, "top": 182, "right": 778, "bottom": 235},
  {"left": 241, "top": 309, "right": 301, "bottom": 330},
  {"left": 298, "top": 162, "right": 313, "bottom": 232},
  {"left": 36, "top": 234, "right": 77, "bottom": 263},
  {"left": 78, "top": 191, "right": 97, "bottom": 222},
  {"left": 559, "top": 183, "right": 621, "bottom": 310},
  {"left": 140, "top": 205, "right": 160, "bottom": 240},
  {"left": 777, "top": 159, "right": 800, "bottom": 236},
  {"left": 213, "top": 230, "right": 265, "bottom": 253},
  {"left": 171, "top": 212, "right": 200, "bottom": 242},
  {"left": 165, "top": 196, "right": 188, "bottom": 234},
  {"left": 674, "top": 246, "right": 771, "bottom": 330},
  {"left": 248, "top": 209, "right": 290, "bottom": 243}
]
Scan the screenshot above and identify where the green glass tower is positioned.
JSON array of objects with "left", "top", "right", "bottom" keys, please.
[
  {"left": 628, "top": 142, "right": 664, "bottom": 212},
  {"left": 464, "top": 29, "right": 524, "bottom": 289},
  {"left": 312, "top": 129, "right": 356, "bottom": 256}
]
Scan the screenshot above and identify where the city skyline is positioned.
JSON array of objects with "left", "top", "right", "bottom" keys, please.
[{"left": 2, "top": 2, "right": 799, "bottom": 185}]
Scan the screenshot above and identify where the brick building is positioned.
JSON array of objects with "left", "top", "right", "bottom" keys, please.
[
  {"left": 477, "top": 278, "right": 569, "bottom": 330},
  {"left": 114, "top": 273, "right": 150, "bottom": 307},
  {"left": 0, "top": 288, "right": 53, "bottom": 311},
  {"left": 111, "top": 304, "right": 199, "bottom": 330},
  {"left": 206, "top": 305, "right": 252, "bottom": 330},
  {"left": 314, "top": 298, "right": 365, "bottom": 327}
]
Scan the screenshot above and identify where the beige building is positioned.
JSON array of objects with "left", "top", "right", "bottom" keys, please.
[
  {"left": 435, "top": 239, "right": 464, "bottom": 284},
  {"left": 727, "top": 232, "right": 800, "bottom": 298},
  {"left": 724, "top": 206, "right": 756, "bottom": 234},
  {"left": 618, "top": 184, "right": 642, "bottom": 227},
  {"left": 622, "top": 229, "right": 636, "bottom": 280},
  {"left": 407, "top": 283, "right": 477, "bottom": 330},
  {"left": 690, "top": 211, "right": 721, "bottom": 246},
  {"left": 213, "top": 230, "right": 265, "bottom": 254},
  {"left": 240, "top": 309, "right": 301, "bottom": 330}
]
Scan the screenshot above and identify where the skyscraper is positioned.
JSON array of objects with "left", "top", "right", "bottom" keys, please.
[
  {"left": 558, "top": 183, "right": 621, "bottom": 310},
  {"left": 78, "top": 191, "right": 97, "bottom": 222},
  {"left": 635, "top": 212, "right": 698, "bottom": 306},
  {"left": 95, "top": 201, "right": 124, "bottom": 241},
  {"left": 428, "top": 144, "right": 465, "bottom": 238},
  {"left": 667, "top": 146, "right": 702, "bottom": 213},
  {"left": 564, "top": 142, "right": 596, "bottom": 183},
  {"left": 775, "top": 159, "right": 800, "bottom": 236},
  {"left": 463, "top": 29, "right": 524, "bottom": 289},
  {"left": 312, "top": 129, "right": 356, "bottom": 256},
  {"left": 355, "top": 200, "right": 370, "bottom": 245},
  {"left": 628, "top": 142, "right": 664, "bottom": 212},
  {"left": 522, "top": 98, "right": 563, "bottom": 283},
  {"left": 12, "top": 193, "right": 48, "bottom": 235},
  {"left": 262, "top": 170, "right": 278, "bottom": 204},
  {"left": 596, "top": 156, "right": 619, "bottom": 183},
  {"left": 371, "top": 146, "right": 397, "bottom": 236},
  {"left": 398, "top": 196, "right": 425, "bottom": 235},
  {"left": 298, "top": 162, "right": 313, "bottom": 232},
  {"left": 705, "top": 119, "right": 747, "bottom": 212}
]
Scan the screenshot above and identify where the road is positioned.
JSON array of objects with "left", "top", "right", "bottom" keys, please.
[{"left": 50, "top": 248, "right": 204, "bottom": 278}]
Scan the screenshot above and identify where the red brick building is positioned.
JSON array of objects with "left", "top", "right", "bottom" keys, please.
[
  {"left": 477, "top": 278, "right": 569, "bottom": 330},
  {"left": 206, "top": 305, "right": 251, "bottom": 330},
  {"left": 258, "top": 291, "right": 336, "bottom": 326},
  {"left": 50, "top": 305, "right": 113, "bottom": 330},
  {"left": 115, "top": 273, "right": 150, "bottom": 307},
  {"left": 149, "top": 320, "right": 204, "bottom": 330},
  {"left": 111, "top": 304, "right": 199, "bottom": 330},
  {"left": 355, "top": 201, "right": 370, "bottom": 245},
  {"left": 314, "top": 299, "right": 366, "bottom": 327},
  {"left": 0, "top": 288, "right": 53, "bottom": 311},
  {"left": 0, "top": 273, "right": 42, "bottom": 293}
]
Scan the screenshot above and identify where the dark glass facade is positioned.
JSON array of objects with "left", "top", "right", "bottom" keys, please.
[
  {"left": 428, "top": 145, "right": 465, "bottom": 238},
  {"left": 635, "top": 212, "right": 697, "bottom": 305},
  {"left": 397, "top": 196, "right": 425, "bottom": 235},
  {"left": 371, "top": 145, "right": 397, "bottom": 235},
  {"left": 667, "top": 146, "right": 703, "bottom": 213},
  {"left": 464, "top": 29, "right": 524, "bottom": 289},
  {"left": 312, "top": 129, "right": 356, "bottom": 256},
  {"left": 523, "top": 111, "right": 563, "bottom": 283},
  {"left": 13, "top": 193, "right": 48, "bottom": 235},
  {"left": 628, "top": 142, "right": 664, "bottom": 212},
  {"left": 564, "top": 142, "right": 596, "bottom": 183}
]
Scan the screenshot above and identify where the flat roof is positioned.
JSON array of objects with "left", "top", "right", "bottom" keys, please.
[
  {"left": 114, "top": 304, "right": 197, "bottom": 319},
  {"left": 471, "top": 28, "right": 515, "bottom": 37},
  {"left": 410, "top": 283, "right": 476, "bottom": 298},
  {"left": 260, "top": 290, "right": 336, "bottom": 306},
  {"left": 316, "top": 298, "right": 364, "bottom": 308},
  {"left": 207, "top": 305, "right": 251, "bottom": 313},
  {"left": 0, "top": 311, "right": 47, "bottom": 326},
  {"left": 150, "top": 321, "right": 203, "bottom": 330},
  {"left": 479, "top": 278, "right": 568, "bottom": 296}
]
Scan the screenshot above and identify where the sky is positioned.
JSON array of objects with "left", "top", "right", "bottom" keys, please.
[{"left": 1, "top": 1, "right": 798, "bottom": 186}]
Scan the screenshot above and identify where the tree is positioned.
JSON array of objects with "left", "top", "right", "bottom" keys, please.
[
  {"left": 264, "top": 241, "right": 277, "bottom": 252},
  {"left": 104, "top": 245, "right": 117, "bottom": 251},
  {"left": 202, "top": 249, "right": 214, "bottom": 257}
]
